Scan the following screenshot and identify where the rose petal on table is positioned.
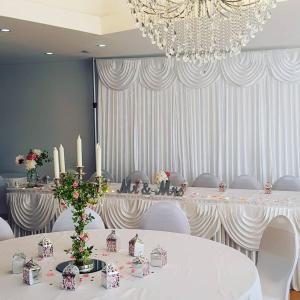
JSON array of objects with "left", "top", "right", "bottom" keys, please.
[
  {"left": 47, "top": 271, "right": 54, "bottom": 277},
  {"left": 83, "top": 274, "right": 89, "bottom": 278}
]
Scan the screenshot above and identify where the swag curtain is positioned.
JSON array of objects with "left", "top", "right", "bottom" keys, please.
[{"left": 96, "top": 49, "right": 300, "bottom": 184}]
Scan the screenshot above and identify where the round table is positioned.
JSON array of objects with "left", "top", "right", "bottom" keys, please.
[{"left": 0, "top": 229, "right": 262, "bottom": 300}]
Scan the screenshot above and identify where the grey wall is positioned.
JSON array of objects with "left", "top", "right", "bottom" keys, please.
[{"left": 0, "top": 60, "right": 95, "bottom": 178}]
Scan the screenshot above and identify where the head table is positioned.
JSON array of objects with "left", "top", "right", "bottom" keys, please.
[
  {"left": 0, "top": 229, "right": 262, "bottom": 300},
  {"left": 6, "top": 184, "right": 300, "bottom": 290}
]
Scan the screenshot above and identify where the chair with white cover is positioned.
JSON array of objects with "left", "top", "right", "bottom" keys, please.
[
  {"left": 52, "top": 208, "right": 105, "bottom": 232},
  {"left": 231, "top": 175, "right": 262, "bottom": 190},
  {"left": 257, "top": 215, "right": 298, "bottom": 300},
  {"left": 169, "top": 172, "right": 185, "bottom": 186},
  {"left": 0, "top": 176, "right": 7, "bottom": 217},
  {"left": 90, "top": 170, "right": 114, "bottom": 182},
  {"left": 273, "top": 175, "right": 300, "bottom": 192},
  {"left": 192, "top": 173, "right": 220, "bottom": 188},
  {"left": 139, "top": 202, "right": 190, "bottom": 234},
  {"left": 0, "top": 217, "right": 14, "bottom": 241},
  {"left": 126, "top": 171, "right": 150, "bottom": 184}
]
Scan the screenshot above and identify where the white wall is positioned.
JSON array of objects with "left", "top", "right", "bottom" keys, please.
[{"left": 0, "top": 60, "right": 95, "bottom": 178}]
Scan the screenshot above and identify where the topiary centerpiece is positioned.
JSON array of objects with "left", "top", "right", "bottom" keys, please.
[{"left": 54, "top": 172, "right": 108, "bottom": 272}]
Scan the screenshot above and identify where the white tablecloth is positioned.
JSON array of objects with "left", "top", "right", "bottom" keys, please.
[
  {"left": 0, "top": 229, "right": 262, "bottom": 300},
  {"left": 6, "top": 184, "right": 300, "bottom": 289}
]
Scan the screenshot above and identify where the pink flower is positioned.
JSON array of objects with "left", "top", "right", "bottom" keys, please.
[
  {"left": 79, "top": 232, "right": 88, "bottom": 241},
  {"left": 72, "top": 181, "right": 78, "bottom": 189},
  {"left": 165, "top": 171, "right": 171, "bottom": 177},
  {"left": 72, "top": 191, "right": 79, "bottom": 199},
  {"left": 26, "top": 152, "right": 37, "bottom": 161},
  {"left": 60, "top": 201, "right": 67, "bottom": 208},
  {"left": 79, "top": 247, "right": 84, "bottom": 253}
]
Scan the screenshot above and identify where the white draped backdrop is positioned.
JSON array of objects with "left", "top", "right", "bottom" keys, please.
[{"left": 96, "top": 49, "right": 300, "bottom": 184}]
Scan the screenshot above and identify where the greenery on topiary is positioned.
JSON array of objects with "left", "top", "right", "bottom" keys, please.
[{"left": 54, "top": 173, "right": 108, "bottom": 265}]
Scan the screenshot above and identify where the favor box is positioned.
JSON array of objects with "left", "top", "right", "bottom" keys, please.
[
  {"left": 150, "top": 246, "right": 167, "bottom": 268},
  {"left": 106, "top": 230, "right": 119, "bottom": 252},
  {"left": 12, "top": 252, "right": 26, "bottom": 274},
  {"left": 264, "top": 182, "right": 272, "bottom": 194},
  {"left": 23, "top": 259, "right": 41, "bottom": 285},
  {"left": 62, "top": 264, "right": 80, "bottom": 291},
  {"left": 38, "top": 236, "right": 53, "bottom": 258},
  {"left": 132, "top": 256, "right": 150, "bottom": 278},
  {"left": 101, "top": 264, "right": 120, "bottom": 289},
  {"left": 129, "top": 234, "right": 144, "bottom": 257}
]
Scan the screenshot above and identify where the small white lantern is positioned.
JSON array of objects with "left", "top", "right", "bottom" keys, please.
[
  {"left": 62, "top": 264, "right": 80, "bottom": 291},
  {"left": 23, "top": 259, "right": 41, "bottom": 285},
  {"left": 101, "top": 264, "right": 120, "bottom": 289},
  {"left": 264, "top": 182, "right": 272, "bottom": 194},
  {"left": 129, "top": 234, "right": 144, "bottom": 257},
  {"left": 38, "top": 236, "right": 53, "bottom": 258},
  {"left": 106, "top": 230, "right": 119, "bottom": 252},
  {"left": 150, "top": 246, "right": 167, "bottom": 268},
  {"left": 132, "top": 256, "right": 150, "bottom": 278},
  {"left": 12, "top": 252, "right": 26, "bottom": 274},
  {"left": 218, "top": 182, "right": 226, "bottom": 192}
]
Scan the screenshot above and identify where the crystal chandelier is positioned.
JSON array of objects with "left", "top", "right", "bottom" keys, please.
[{"left": 127, "top": 0, "right": 279, "bottom": 64}]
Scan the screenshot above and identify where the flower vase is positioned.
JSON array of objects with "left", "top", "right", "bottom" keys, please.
[{"left": 27, "top": 169, "right": 38, "bottom": 187}]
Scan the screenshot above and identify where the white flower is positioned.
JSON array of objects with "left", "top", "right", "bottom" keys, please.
[
  {"left": 25, "top": 159, "right": 37, "bottom": 170},
  {"left": 154, "top": 171, "right": 168, "bottom": 184},
  {"left": 15, "top": 155, "right": 25, "bottom": 165},
  {"left": 32, "top": 149, "right": 42, "bottom": 156}
]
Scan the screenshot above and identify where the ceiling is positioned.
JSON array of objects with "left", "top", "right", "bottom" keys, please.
[{"left": 0, "top": 0, "right": 299, "bottom": 64}]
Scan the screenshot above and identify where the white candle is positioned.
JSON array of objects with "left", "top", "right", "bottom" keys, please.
[
  {"left": 77, "top": 135, "right": 83, "bottom": 167},
  {"left": 96, "top": 143, "right": 102, "bottom": 177},
  {"left": 53, "top": 147, "right": 60, "bottom": 179},
  {"left": 59, "top": 144, "right": 66, "bottom": 173}
]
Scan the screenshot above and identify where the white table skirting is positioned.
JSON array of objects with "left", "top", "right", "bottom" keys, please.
[
  {"left": 6, "top": 185, "right": 300, "bottom": 289},
  {"left": 0, "top": 229, "right": 262, "bottom": 300}
]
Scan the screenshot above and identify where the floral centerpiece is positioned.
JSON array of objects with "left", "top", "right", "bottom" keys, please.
[
  {"left": 154, "top": 170, "right": 170, "bottom": 185},
  {"left": 16, "top": 149, "right": 51, "bottom": 187},
  {"left": 54, "top": 173, "right": 108, "bottom": 271}
]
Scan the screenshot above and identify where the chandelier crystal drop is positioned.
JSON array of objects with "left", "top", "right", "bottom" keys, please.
[{"left": 127, "top": 0, "right": 278, "bottom": 64}]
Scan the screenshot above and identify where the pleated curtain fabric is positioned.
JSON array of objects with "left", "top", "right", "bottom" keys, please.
[{"left": 96, "top": 49, "right": 300, "bottom": 184}]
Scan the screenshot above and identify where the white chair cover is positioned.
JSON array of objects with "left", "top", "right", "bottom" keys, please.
[
  {"left": 52, "top": 208, "right": 105, "bottom": 232},
  {"left": 139, "top": 202, "right": 190, "bottom": 234},
  {"left": 0, "top": 217, "right": 14, "bottom": 241},
  {"left": 90, "top": 170, "right": 114, "bottom": 182},
  {"left": 126, "top": 171, "right": 150, "bottom": 184},
  {"left": 192, "top": 173, "right": 220, "bottom": 188},
  {"left": 273, "top": 175, "right": 300, "bottom": 191},
  {"left": 169, "top": 172, "right": 185, "bottom": 186},
  {"left": 257, "top": 216, "right": 298, "bottom": 300},
  {"left": 0, "top": 176, "right": 7, "bottom": 215},
  {"left": 231, "top": 175, "right": 262, "bottom": 190}
]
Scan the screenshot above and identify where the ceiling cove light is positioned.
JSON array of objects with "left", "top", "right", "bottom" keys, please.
[
  {"left": 97, "top": 44, "right": 106, "bottom": 48},
  {"left": 0, "top": 28, "right": 11, "bottom": 32},
  {"left": 44, "top": 52, "right": 54, "bottom": 55},
  {"left": 128, "top": 0, "right": 281, "bottom": 64}
]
